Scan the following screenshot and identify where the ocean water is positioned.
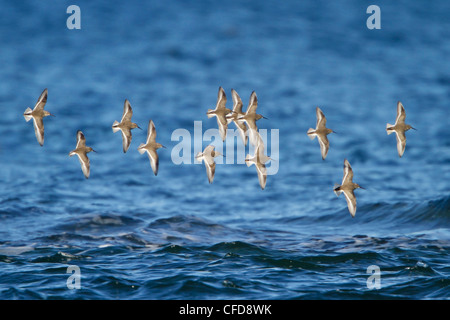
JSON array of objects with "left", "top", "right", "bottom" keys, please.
[{"left": 0, "top": 0, "right": 449, "bottom": 300}]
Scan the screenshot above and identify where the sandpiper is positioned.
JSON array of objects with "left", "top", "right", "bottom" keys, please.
[
  {"left": 207, "top": 87, "right": 232, "bottom": 141},
  {"left": 245, "top": 136, "right": 271, "bottom": 190},
  {"left": 386, "top": 101, "right": 416, "bottom": 157},
  {"left": 307, "top": 107, "right": 335, "bottom": 160},
  {"left": 334, "top": 159, "right": 364, "bottom": 217},
  {"left": 23, "top": 88, "right": 54, "bottom": 146},
  {"left": 195, "top": 145, "right": 222, "bottom": 184},
  {"left": 226, "top": 89, "right": 248, "bottom": 146},
  {"left": 112, "top": 99, "right": 141, "bottom": 153},
  {"left": 138, "top": 120, "right": 165, "bottom": 176},
  {"left": 238, "top": 91, "right": 266, "bottom": 146},
  {"left": 69, "top": 130, "right": 96, "bottom": 179}
]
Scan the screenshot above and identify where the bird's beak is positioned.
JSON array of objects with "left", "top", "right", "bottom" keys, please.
[
  {"left": 411, "top": 127, "right": 417, "bottom": 131},
  {"left": 161, "top": 145, "right": 167, "bottom": 149},
  {"left": 92, "top": 149, "right": 97, "bottom": 153},
  {"left": 261, "top": 115, "right": 268, "bottom": 120}
]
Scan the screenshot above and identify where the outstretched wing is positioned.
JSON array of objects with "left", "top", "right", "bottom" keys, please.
[
  {"left": 34, "top": 88, "right": 48, "bottom": 111},
  {"left": 32, "top": 117, "right": 45, "bottom": 146},
  {"left": 395, "top": 130, "right": 407, "bottom": 157},
  {"left": 216, "top": 87, "right": 227, "bottom": 110},
  {"left": 146, "top": 120, "right": 157, "bottom": 144},
  {"left": 316, "top": 107, "right": 327, "bottom": 129},
  {"left": 77, "top": 152, "right": 90, "bottom": 179},
  {"left": 147, "top": 149, "right": 159, "bottom": 176},
  {"left": 121, "top": 99, "right": 133, "bottom": 122},
  {"left": 255, "top": 163, "right": 267, "bottom": 190},
  {"left": 343, "top": 190, "right": 357, "bottom": 217},
  {"left": 342, "top": 159, "right": 354, "bottom": 184},
  {"left": 246, "top": 91, "right": 258, "bottom": 115},
  {"left": 76, "top": 130, "right": 86, "bottom": 148},
  {"left": 317, "top": 134, "right": 330, "bottom": 160},
  {"left": 121, "top": 128, "right": 132, "bottom": 153},
  {"left": 395, "top": 101, "right": 406, "bottom": 125}
]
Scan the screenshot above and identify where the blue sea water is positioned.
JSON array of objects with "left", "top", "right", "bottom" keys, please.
[{"left": 0, "top": 0, "right": 449, "bottom": 300}]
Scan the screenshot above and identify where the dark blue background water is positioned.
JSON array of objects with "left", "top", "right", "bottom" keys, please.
[{"left": 0, "top": 0, "right": 448, "bottom": 299}]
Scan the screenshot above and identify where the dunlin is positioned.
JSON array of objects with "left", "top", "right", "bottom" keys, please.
[
  {"left": 138, "top": 120, "right": 165, "bottom": 176},
  {"left": 195, "top": 145, "right": 222, "bottom": 184},
  {"left": 245, "top": 136, "right": 271, "bottom": 190},
  {"left": 112, "top": 99, "right": 141, "bottom": 153},
  {"left": 226, "top": 89, "right": 248, "bottom": 146},
  {"left": 207, "top": 87, "right": 232, "bottom": 141},
  {"left": 69, "top": 130, "right": 96, "bottom": 179},
  {"left": 23, "top": 88, "right": 54, "bottom": 146},
  {"left": 334, "top": 159, "right": 364, "bottom": 217},
  {"left": 307, "top": 107, "right": 335, "bottom": 160},
  {"left": 386, "top": 101, "right": 416, "bottom": 157},
  {"left": 238, "top": 91, "right": 266, "bottom": 146}
]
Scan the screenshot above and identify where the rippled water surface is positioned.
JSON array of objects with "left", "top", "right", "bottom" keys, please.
[{"left": 0, "top": 0, "right": 449, "bottom": 299}]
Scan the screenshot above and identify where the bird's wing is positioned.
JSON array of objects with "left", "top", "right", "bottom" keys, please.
[
  {"left": 216, "top": 87, "right": 227, "bottom": 110},
  {"left": 121, "top": 99, "right": 133, "bottom": 122},
  {"left": 147, "top": 120, "right": 157, "bottom": 144},
  {"left": 77, "top": 152, "right": 90, "bottom": 179},
  {"left": 395, "top": 101, "right": 406, "bottom": 124},
  {"left": 205, "top": 161, "right": 216, "bottom": 184},
  {"left": 395, "top": 130, "right": 407, "bottom": 157},
  {"left": 32, "top": 116, "right": 45, "bottom": 146},
  {"left": 235, "top": 120, "right": 248, "bottom": 146},
  {"left": 231, "top": 89, "right": 243, "bottom": 114},
  {"left": 342, "top": 159, "right": 354, "bottom": 184},
  {"left": 216, "top": 116, "right": 228, "bottom": 141},
  {"left": 147, "top": 149, "right": 159, "bottom": 176},
  {"left": 255, "top": 163, "right": 267, "bottom": 190},
  {"left": 121, "top": 128, "right": 132, "bottom": 153},
  {"left": 343, "top": 190, "right": 357, "bottom": 217},
  {"left": 76, "top": 130, "right": 86, "bottom": 148},
  {"left": 316, "top": 107, "right": 327, "bottom": 129},
  {"left": 34, "top": 88, "right": 48, "bottom": 111},
  {"left": 245, "top": 91, "right": 258, "bottom": 115},
  {"left": 317, "top": 134, "right": 330, "bottom": 160}
]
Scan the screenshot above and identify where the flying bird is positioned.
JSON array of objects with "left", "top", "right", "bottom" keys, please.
[
  {"left": 112, "top": 99, "right": 141, "bottom": 153},
  {"left": 195, "top": 145, "right": 222, "bottom": 184},
  {"left": 226, "top": 89, "right": 248, "bottom": 146},
  {"left": 245, "top": 136, "right": 271, "bottom": 190},
  {"left": 334, "top": 159, "right": 364, "bottom": 217},
  {"left": 386, "top": 101, "right": 416, "bottom": 157},
  {"left": 69, "top": 130, "right": 96, "bottom": 179},
  {"left": 138, "top": 120, "right": 165, "bottom": 176},
  {"left": 238, "top": 91, "right": 266, "bottom": 146},
  {"left": 207, "top": 87, "right": 232, "bottom": 141},
  {"left": 307, "top": 107, "right": 335, "bottom": 160},
  {"left": 23, "top": 88, "right": 54, "bottom": 146}
]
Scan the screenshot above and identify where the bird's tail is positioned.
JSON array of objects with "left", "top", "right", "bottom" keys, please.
[
  {"left": 333, "top": 184, "right": 343, "bottom": 196},
  {"left": 245, "top": 154, "right": 253, "bottom": 167},
  {"left": 207, "top": 109, "right": 215, "bottom": 118},
  {"left": 137, "top": 143, "right": 146, "bottom": 154},
  {"left": 23, "top": 108, "right": 33, "bottom": 122},
  {"left": 112, "top": 121, "right": 120, "bottom": 132},
  {"left": 386, "top": 123, "right": 394, "bottom": 135},
  {"left": 307, "top": 128, "right": 316, "bottom": 140}
]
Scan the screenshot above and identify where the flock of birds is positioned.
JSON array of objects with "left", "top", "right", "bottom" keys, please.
[{"left": 23, "top": 87, "right": 416, "bottom": 217}]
